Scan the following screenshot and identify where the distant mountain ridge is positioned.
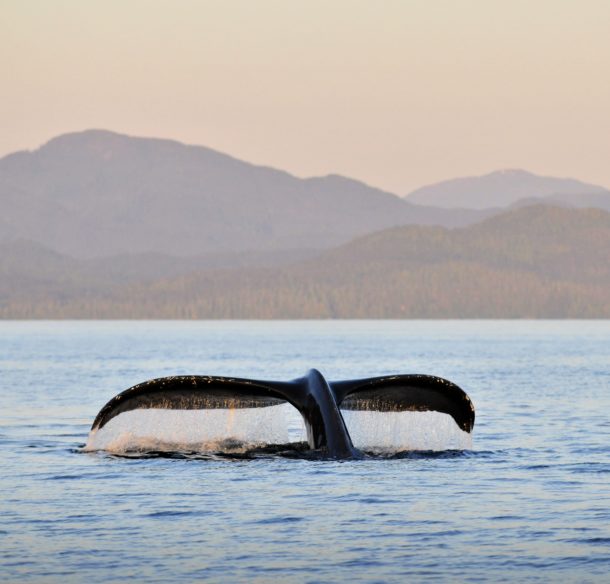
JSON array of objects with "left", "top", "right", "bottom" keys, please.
[
  {"left": 2, "top": 130, "right": 609, "bottom": 261},
  {"left": 2, "top": 206, "right": 609, "bottom": 318},
  {"left": 405, "top": 169, "right": 609, "bottom": 209},
  {"left": 0, "top": 130, "right": 486, "bottom": 258},
  {"left": 509, "top": 191, "right": 610, "bottom": 212}
]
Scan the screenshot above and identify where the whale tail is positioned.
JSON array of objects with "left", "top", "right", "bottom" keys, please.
[{"left": 90, "top": 370, "right": 475, "bottom": 458}]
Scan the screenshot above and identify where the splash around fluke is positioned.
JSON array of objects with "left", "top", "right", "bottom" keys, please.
[{"left": 90, "top": 369, "right": 475, "bottom": 459}]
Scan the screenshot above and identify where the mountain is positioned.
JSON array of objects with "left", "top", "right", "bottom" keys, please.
[
  {"left": 510, "top": 191, "right": 610, "bottom": 212},
  {"left": 0, "top": 130, "right": 487, "bottom": 258},
  {"left": 0, "top": 239, "right": 316, "bottom": 303},
  {"left": 2, "top": 206, "right": 609, "bottom": 318},
  {"left": 405, "top": 169, "right": 609, "bottom": 209}
]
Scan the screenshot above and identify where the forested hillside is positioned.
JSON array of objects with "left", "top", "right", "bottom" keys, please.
[{"left": 2, "top": 206, "right": 608, "bottom": 318}]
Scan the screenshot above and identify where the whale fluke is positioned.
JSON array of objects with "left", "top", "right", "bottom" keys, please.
[
  {"left": 90, "top": 369, "right": 475, "bottom": 458},
  {"left": 91, "top": 376, "right": 297, "bottom": 431},
  {"left": 332, "top": 375, "right": 475, "bottom": 433}
]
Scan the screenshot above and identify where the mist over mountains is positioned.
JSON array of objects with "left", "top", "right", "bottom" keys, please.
[
  {"left": 0, "top": 130, "right": 486, "bottom": 258},
  {"left": 1, "top": 130, "right": 609, "bottom": 318},
  {"left": 2, "top": 206, "right": 609, "bottom": 318},
  {"left": 4, "top": 130, "right": 609, "bottom": 259}
]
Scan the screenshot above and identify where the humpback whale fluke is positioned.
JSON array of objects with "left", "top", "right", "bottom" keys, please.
[{"left": 90, "top": 369, "right": 475, "bottom": 459}]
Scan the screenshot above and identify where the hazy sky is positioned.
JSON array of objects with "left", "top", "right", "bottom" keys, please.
[{"left": 2, "top": 0, "right": 609, "bottom": 193}]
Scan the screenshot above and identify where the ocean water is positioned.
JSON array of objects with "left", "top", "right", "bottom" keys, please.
[{"left": 1, "top": 320, "right": 609, "bottom": 582}]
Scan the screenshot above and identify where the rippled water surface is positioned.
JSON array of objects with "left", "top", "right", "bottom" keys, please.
[{"left": 1, "top": 320, "right": 609, "bottom": 582}]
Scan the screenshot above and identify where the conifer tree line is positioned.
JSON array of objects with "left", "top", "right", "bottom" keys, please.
[{"left": 1, "top": 206, "right": 609, "bottom": 318}]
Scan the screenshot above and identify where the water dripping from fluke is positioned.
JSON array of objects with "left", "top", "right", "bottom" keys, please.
[{"left": 85, "top": 369, "right": 475, "bottom": 460}]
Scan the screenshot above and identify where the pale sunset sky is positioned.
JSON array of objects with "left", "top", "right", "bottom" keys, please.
[{"left": 1, "top": 0, "right": 609, "bottom": 193}]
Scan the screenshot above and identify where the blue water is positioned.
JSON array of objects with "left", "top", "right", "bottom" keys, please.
[{"left": 1, "top": 320, "right": 609, "bottom": 582}]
